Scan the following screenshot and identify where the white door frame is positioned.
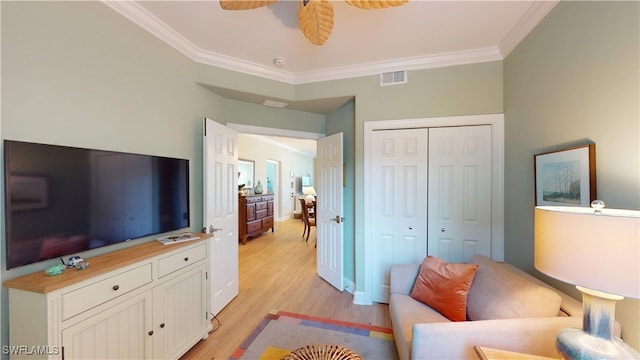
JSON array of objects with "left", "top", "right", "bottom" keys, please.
[{"left": 360, "top": 113, "right": 504, "bottom": 305}]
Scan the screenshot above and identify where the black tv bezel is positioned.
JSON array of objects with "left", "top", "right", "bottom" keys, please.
[{"left": 3, "top": 139, "right": 191, "bottom": 269}]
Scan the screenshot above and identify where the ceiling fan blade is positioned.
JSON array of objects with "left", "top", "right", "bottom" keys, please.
[
  {"left": 345, "top": 0, "right": 408, "bottom": 10},
  {"left": 298, "top": 0, "right": 334, "bottom": 46},
  {"left": 219, "top": 0, "right": 277, "bottom": 10}
]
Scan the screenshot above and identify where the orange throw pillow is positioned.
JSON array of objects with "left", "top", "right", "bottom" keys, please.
[{"left": 409, "top": 256, "right": 479, "bottom": 321}]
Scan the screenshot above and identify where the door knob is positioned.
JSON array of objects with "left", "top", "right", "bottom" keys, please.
[
  {"left": 330, "top": 215, "right": 344, "bottom": 224},
  {"left": 209, "top": 225, "right": 223, "bottom": 233}
]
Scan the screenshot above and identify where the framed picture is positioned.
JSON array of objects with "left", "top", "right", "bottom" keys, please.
[
  {"left": 9, "top": 176, "right": 48, "bottom": 211},
  {"left": 534, "top": 144, "right": 596, "bottom": 206}
]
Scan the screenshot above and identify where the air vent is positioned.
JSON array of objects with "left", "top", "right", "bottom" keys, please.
[{"left": 380, "top": 70, "right": 407, "bottom": 86}]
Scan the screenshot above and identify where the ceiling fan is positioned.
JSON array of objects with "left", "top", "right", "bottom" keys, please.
[{"left": 219, "top": 0, "right": 408, "bottom": 46}]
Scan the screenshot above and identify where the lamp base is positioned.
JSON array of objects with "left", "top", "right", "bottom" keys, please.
[
  {"left": 556, "top": 286, "right": 640, "bottom": 360},
  {"left": 557, "top": 328, "right": 640, "bottom": 360}
]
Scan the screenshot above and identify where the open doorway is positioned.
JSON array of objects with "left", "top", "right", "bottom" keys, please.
[{"left": 229, "top": 123, "right": 321, "bottom": 222}]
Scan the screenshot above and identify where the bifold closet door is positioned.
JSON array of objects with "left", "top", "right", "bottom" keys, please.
[
  {"left": 427, "top": 125, "right": 492, "bottom": 263},
  {"left": 370, "top": 128, "right": 429, "bottom": 303}
]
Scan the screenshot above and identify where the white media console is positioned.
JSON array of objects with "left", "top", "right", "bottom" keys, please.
[{"left": 3, "top": 234, "right": 212, "bottom": 360}]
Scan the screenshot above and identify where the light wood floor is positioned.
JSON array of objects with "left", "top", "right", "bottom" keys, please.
[{"left": 180, "top": 218, "right": 391, "bottom": 360}]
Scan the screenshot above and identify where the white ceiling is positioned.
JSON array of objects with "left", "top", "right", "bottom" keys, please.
[{"left": 105, "top": 0, "right": 557, "bottom": 155}]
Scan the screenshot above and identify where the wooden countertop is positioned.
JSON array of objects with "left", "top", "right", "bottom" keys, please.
[
  {"left": 474, "top": 346, "right": 560, "bottom": 360},
  {"left": 3, "top": 233, "right": 211, "bottom": 294}
]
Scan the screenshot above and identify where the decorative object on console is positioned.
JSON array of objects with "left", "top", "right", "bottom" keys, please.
[
  {"left": 44, "top": 263, "right": 66, "bottom": 276},
  {"left": 254, "top": 180, "right": 264, "bottom": 194},
  {"left": 303, "top": 186, "right": 316, "bottom": 204},
  {"left": 534, "top": 201, "right": 640, "bottom": 360},
  {"left": 534, "top": 144, "right": 596, "bottom": 206}
]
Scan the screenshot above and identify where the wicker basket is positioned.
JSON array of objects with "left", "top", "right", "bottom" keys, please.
[{"left": 282, "top": 344, "right": 362, "bottom": 360}]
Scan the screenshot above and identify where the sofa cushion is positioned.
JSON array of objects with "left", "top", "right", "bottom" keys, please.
[
  {"left": 467, "top": 254, "right": 562, "bottom": 320},
  {"left": 389, "top": 293, "right": 450, "bottom": 360},
  {"left": 409, "top": 256, "right": 479, "bottom": 321}
]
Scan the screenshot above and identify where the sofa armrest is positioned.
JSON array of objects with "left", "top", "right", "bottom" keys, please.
[
  {"left": 390, "top": 263, "right": 420, "bottom": 295},
  {"left": 411, "top": 316, "right": 582, "bottom": 359}
]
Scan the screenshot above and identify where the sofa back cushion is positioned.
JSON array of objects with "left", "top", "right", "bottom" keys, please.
[
  {"left": 466, "top": 255, "right": 562, "bottom": 320},
  {"left": 409, "top": 256, "right": 478, "bottom": 321}
]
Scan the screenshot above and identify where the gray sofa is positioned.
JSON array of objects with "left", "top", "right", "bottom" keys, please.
[{"left": 389, "top": 254, "right": 584, "bottom": 360}]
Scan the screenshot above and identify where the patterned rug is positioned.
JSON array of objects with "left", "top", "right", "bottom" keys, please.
[{"left": 230, "top": 310, "right": 398, "bottom": 360}]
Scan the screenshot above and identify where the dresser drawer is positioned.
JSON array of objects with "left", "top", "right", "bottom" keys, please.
[
  {"left": 255, "top": 209, "right": 267, "bottom": 219},
  {"left": 61, "top": 263, "right": 152, "bottom": 320},
  {"left": 262, "top": 216, "right": 273, "bottom": 230},
  {"left": 158, "top": 243, "right": 207, "bottom": 278},
  {"left": 245, "top": 196, "right": 261, "bottom": 203},
  {"left": 255, "top": 202, "right": 267, "bottom": 211},
  {"left": 247, "top": 219, "right": 263, "bottom": 233},
  {"left": 261, "top": 195, "right": 274, "bottom": 202}
]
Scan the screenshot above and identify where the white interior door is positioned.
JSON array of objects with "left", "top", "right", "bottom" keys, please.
[
  {"left": 203, "top": 118, "right": 239, "bottom": 315},
  {"left": 370, "top": 129, "right": 429, "bottom": 303},
  {"left": 428, "top": 125, "right": 492, "bottom": 263},
  {"left": 316, "top": 133, "right": 344, "bottom": 291}
]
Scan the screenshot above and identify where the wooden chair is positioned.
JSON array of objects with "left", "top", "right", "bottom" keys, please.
[{"left": 299, "top": 198, "right": 316, "bottom": 243}]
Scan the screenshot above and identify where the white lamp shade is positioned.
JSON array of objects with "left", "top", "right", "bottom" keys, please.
[
  {"left": 303, "top": 186, "right": 316, "bottom": 195},
  {"left": 534, "top": 206, "right": 640, "bottom": 299}
]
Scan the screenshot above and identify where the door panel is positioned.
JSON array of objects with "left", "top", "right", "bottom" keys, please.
[
  {"left": 203, "top": 118, "right": 238, "bottom": 315},
  {"left": 371, "top": 129, "right": 428, "bottom": 303},
  {"left": 316, "top": 133, "right": 343, "bottom": 291},
  {"left": 428, "top": 125, "right": 492, "bottom": 263}
]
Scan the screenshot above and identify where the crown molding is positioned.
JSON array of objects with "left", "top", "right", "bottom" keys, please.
[
  {"left": 292, "top": 47, "right": 503, "bottom": 85},
  {"left": 103, "top": 0, "right": 550, "bottom": 85},
  {"left": 498, "top": 0, "right": 559, "bottom": 57}
]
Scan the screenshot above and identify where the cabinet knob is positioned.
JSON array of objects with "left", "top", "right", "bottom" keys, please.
[
  {"left": 184, "top": 257, "right": 189, "bottom": 262},
  {"left": 112, "top": 285, "right": 120, "bottom": 291},
  {"left": 160, "top": 323, "right": 165, "bottom": 328},
  {"left": 148, "top": 330, "right": 154, "bottom": 336}
]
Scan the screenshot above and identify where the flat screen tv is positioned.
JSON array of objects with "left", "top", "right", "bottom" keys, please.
[{"left": 4, "top": 140, "right": 190, "bottom": 269}]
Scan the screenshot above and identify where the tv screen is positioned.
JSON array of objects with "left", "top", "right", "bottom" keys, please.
[{"left": 4, "top": 140, "right": 190, "bottom": 269}]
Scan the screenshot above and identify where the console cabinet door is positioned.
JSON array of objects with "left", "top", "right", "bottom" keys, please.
[
  {"left": 152, "top": 264, "right": 209, "bottom": 359},
  {"left": 61, "top": 291, "right": 153, "bottom": 360}
]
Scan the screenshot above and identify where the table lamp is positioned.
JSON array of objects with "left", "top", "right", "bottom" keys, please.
[
  {"left": 534, "top": 201, "right": 640, "bottom": 360},
  {"left": 303, "top": 186, "right": 316, "bottom": 203}
]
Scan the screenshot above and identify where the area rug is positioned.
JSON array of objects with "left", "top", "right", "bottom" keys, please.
[{"left": 230, "top": 310, "right": 398, "bottom": 360}]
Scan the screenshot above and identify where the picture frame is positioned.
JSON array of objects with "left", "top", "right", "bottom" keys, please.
[
  {"left": 9, "top": 176, "right": 48, "bottom": 211},
  {"left": 534, "top": 144, "right": 596, "bottom": 206},
  {"left": 237, "top": 158, "right": 255, "bottom": 191}
]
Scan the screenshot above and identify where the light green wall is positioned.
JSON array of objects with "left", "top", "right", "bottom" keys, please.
[
  {"left": 293, "top": 62, "right": 504, "bottom": 293},
  {"left": 0, "top": 0, "right": 227, "bottom": 348},
  {"left": 326, "top": 100, "right": 356, "bottom": 284},
  {"left": 5, "top": 0, "right": 637, "bottom": 354},
  {"left": 225, "top": 100, "right": 325, "bottom": 134},
  {"left": 504, "top": 1, "right": 639, "bottom": 349}
]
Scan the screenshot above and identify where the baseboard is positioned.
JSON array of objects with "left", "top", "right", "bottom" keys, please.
[
  {"left": 353, "top": 291, "right": 371, "bottom": 305},
  {"left": 343, "top": 278, "right": 355, "bottom": 294}
]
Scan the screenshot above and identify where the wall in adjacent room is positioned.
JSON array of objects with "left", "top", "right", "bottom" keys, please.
[
  {"left": 504, "top": 1, "right": 639, "bottom": 349},
  {"left": 238, "top": 133, "right": 315, "bottom": 220}
]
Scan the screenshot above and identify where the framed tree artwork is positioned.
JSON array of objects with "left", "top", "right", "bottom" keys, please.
[{"left": 534, "top": 144, "right": 596, "bottom": 206}]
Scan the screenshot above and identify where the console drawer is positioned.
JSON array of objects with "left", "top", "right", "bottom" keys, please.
[
  {"left": 158, "top": 243, "right": 207, "bottom": 278},
  {"left": 262, "top": 216, "right": 273, "bottom": 230},
  {"left": 255, "top": 202, "right": 267, "bottom": 211},
  {"left": 247, "top": 219, "right": 263, "bottom": 233},
  {"left": 61, "top": 263, "right": 152, "bottom": 320},
  {"left": 255, "top": 209, "right": 267, "bottom": 219}
]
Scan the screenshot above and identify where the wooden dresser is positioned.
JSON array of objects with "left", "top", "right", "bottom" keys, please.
[{"left": 238, "top": 194, "right": 274, "bottom": 244}]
